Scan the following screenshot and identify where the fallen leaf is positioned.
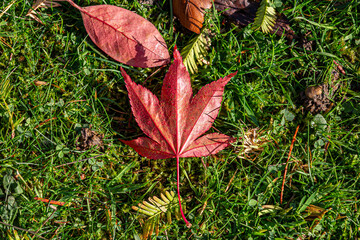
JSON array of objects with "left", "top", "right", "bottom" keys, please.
[
  {"left": 214, "top": 0, "right": 254, "bottom": 27},
  {"left": 173, "top": 0, "right": 212, "bottom": 34},
  {"left": 272, "top": 13, "right": 296, "bottom": 40},
  {"left": 65, "top": 0, "right": 170, "bottom": 68},
  {"left": 181, "top": 30, "right": 211, "bottom": 74},
  {"left": 34, "top": 80, "right": 48, "bottom": 86},
  {"left": 252, "top": 0, "right": 276, "bottom": 33},
  {"left": 304, "top": 204, "right": 331, "bottom": 224},
  {"left": 215, "top": 0, "right": 295, "bottom": 39},
  {"left": 121, "top": 47, "right": 236, "bottom": 227}
]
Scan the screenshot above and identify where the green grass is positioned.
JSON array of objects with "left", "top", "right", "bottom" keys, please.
[{"left": 0, "top": 0, "right": 359, "bottom": 239}]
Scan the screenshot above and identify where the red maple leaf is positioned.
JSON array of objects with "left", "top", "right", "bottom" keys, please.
[{"left": 120, "top": 47, "right": 237, "bottom": 227}]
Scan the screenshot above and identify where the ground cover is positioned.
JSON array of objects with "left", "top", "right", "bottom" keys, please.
[{"left": 0, "top": 0, "right": 359, "bottom": 239}]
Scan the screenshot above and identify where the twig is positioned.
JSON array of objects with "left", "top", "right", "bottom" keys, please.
[
  {"left": 50, "top": 225, "right": 63, "bottom": 239},
  {"left": 268, "top": 161, "right": 295, "bottom": 167},
  {"left": 280, "top": 125, "right": 300, "bottom": 204},
  {"left": 199, "top": 201, "right": 207, "bottom": 215},
  {"left": 34, "top": 117, "right": 57, "bottom": 129},
  {"left": 143, "top": 64, "right": 166, "bottom": 84},
  {"left": 0, "top": 37, "right": 12, "bottom": 48},
  {"left": 34, "top": 197, "right": 66, "bottom": 206},
  {"left": 333, "top": 60, "right": 345, "bottom": 75},
  {"left": 34, "top": 206, "right": 57, "bottom": 235},
  {"left": 55, "top": 154, "right": 105, "bottom": 168},
  {"left": 164, "top": 228, "right": 169, "bottom": 240},
  {"left": 225, "top": 169, "right": 238, "bottom": 193},
  {"left": 51, "top": 84, "right": 66, "bottom": 92},
  {"left": 67, "top": 99, "right": 87, "bottom": 104},
  {"left": 200, "top": 158, "right": 207, "bottom": 169},
  {"left": 0, "top": 221, "right": 48, "bottom": 240}
]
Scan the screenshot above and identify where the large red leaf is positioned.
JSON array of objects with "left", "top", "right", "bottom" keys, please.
[
  {"left": 66, "top": 0, "right": 170, "bottom": 68},
  {"left": 121, "top": 47, "right": 236, "bottom": 227}
]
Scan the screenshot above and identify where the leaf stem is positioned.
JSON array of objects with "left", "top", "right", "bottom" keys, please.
[
  {"left": 176, "top": 155, "right": 191, "bottom": 228},
  {"left": 64, "top": 0, "right": 83, "bottom": 12}
]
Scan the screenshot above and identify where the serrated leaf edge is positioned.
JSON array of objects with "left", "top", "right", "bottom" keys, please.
[{"left": 253, "top": 0, "right": 277, "bottom": 33}]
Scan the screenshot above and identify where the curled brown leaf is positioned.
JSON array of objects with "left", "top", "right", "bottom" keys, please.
[{"left": 173, "top": 0, "right": 212, "bottom": 34}]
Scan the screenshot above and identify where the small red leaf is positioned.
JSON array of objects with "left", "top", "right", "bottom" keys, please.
[
  {"left": 66, "top": 0, "right": 170, "bottom": 68},
  {"left": 121, "top": 47, "right": 237, "bottom": 227}
]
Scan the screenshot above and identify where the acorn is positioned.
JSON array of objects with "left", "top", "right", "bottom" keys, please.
[{"left": 305, "top": 85, "right": 322, "bottom": 99}]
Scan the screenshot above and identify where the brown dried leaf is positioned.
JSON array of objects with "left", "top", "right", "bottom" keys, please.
[
  {"left": 214, "top": 0, "right": 257, "bottom": 28},
  {"left": 304, "top": 204, "right": 330, "bottom": 221},
  {"left": 215, "top": 0, "right": 296, "bottom": 39},
  {"left": 271, "top": 13, "right": 296, "bottom": 40},
  {"left": 34, "top": 80, "right": 48, "bottom": 86},
  {"left": 173, "top": 0, "right": 212, "bottom": 34}
]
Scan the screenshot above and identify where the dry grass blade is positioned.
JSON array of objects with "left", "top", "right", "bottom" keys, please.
[
  {"left": 30, "top": 0, "right": 63, "bottom": 10},
  {"left": 26, "top": 0, "right": 63, "bottom": 24},
  {"left": 252, "top": 0, "right": 276, "bottom": 33},
  {"left": 237, "top": 128, "right": 270, "bottom": 160},
  {"left": 0, "top": 221, "right": 48, "bottom": 240},
  {"left": 0, "top": 0, "right": 16, "bottom": 19}
]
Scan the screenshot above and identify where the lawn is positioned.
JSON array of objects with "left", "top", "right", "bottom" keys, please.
[{"left": 0, "top": 0, "right": 359, "bottom": 239}]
